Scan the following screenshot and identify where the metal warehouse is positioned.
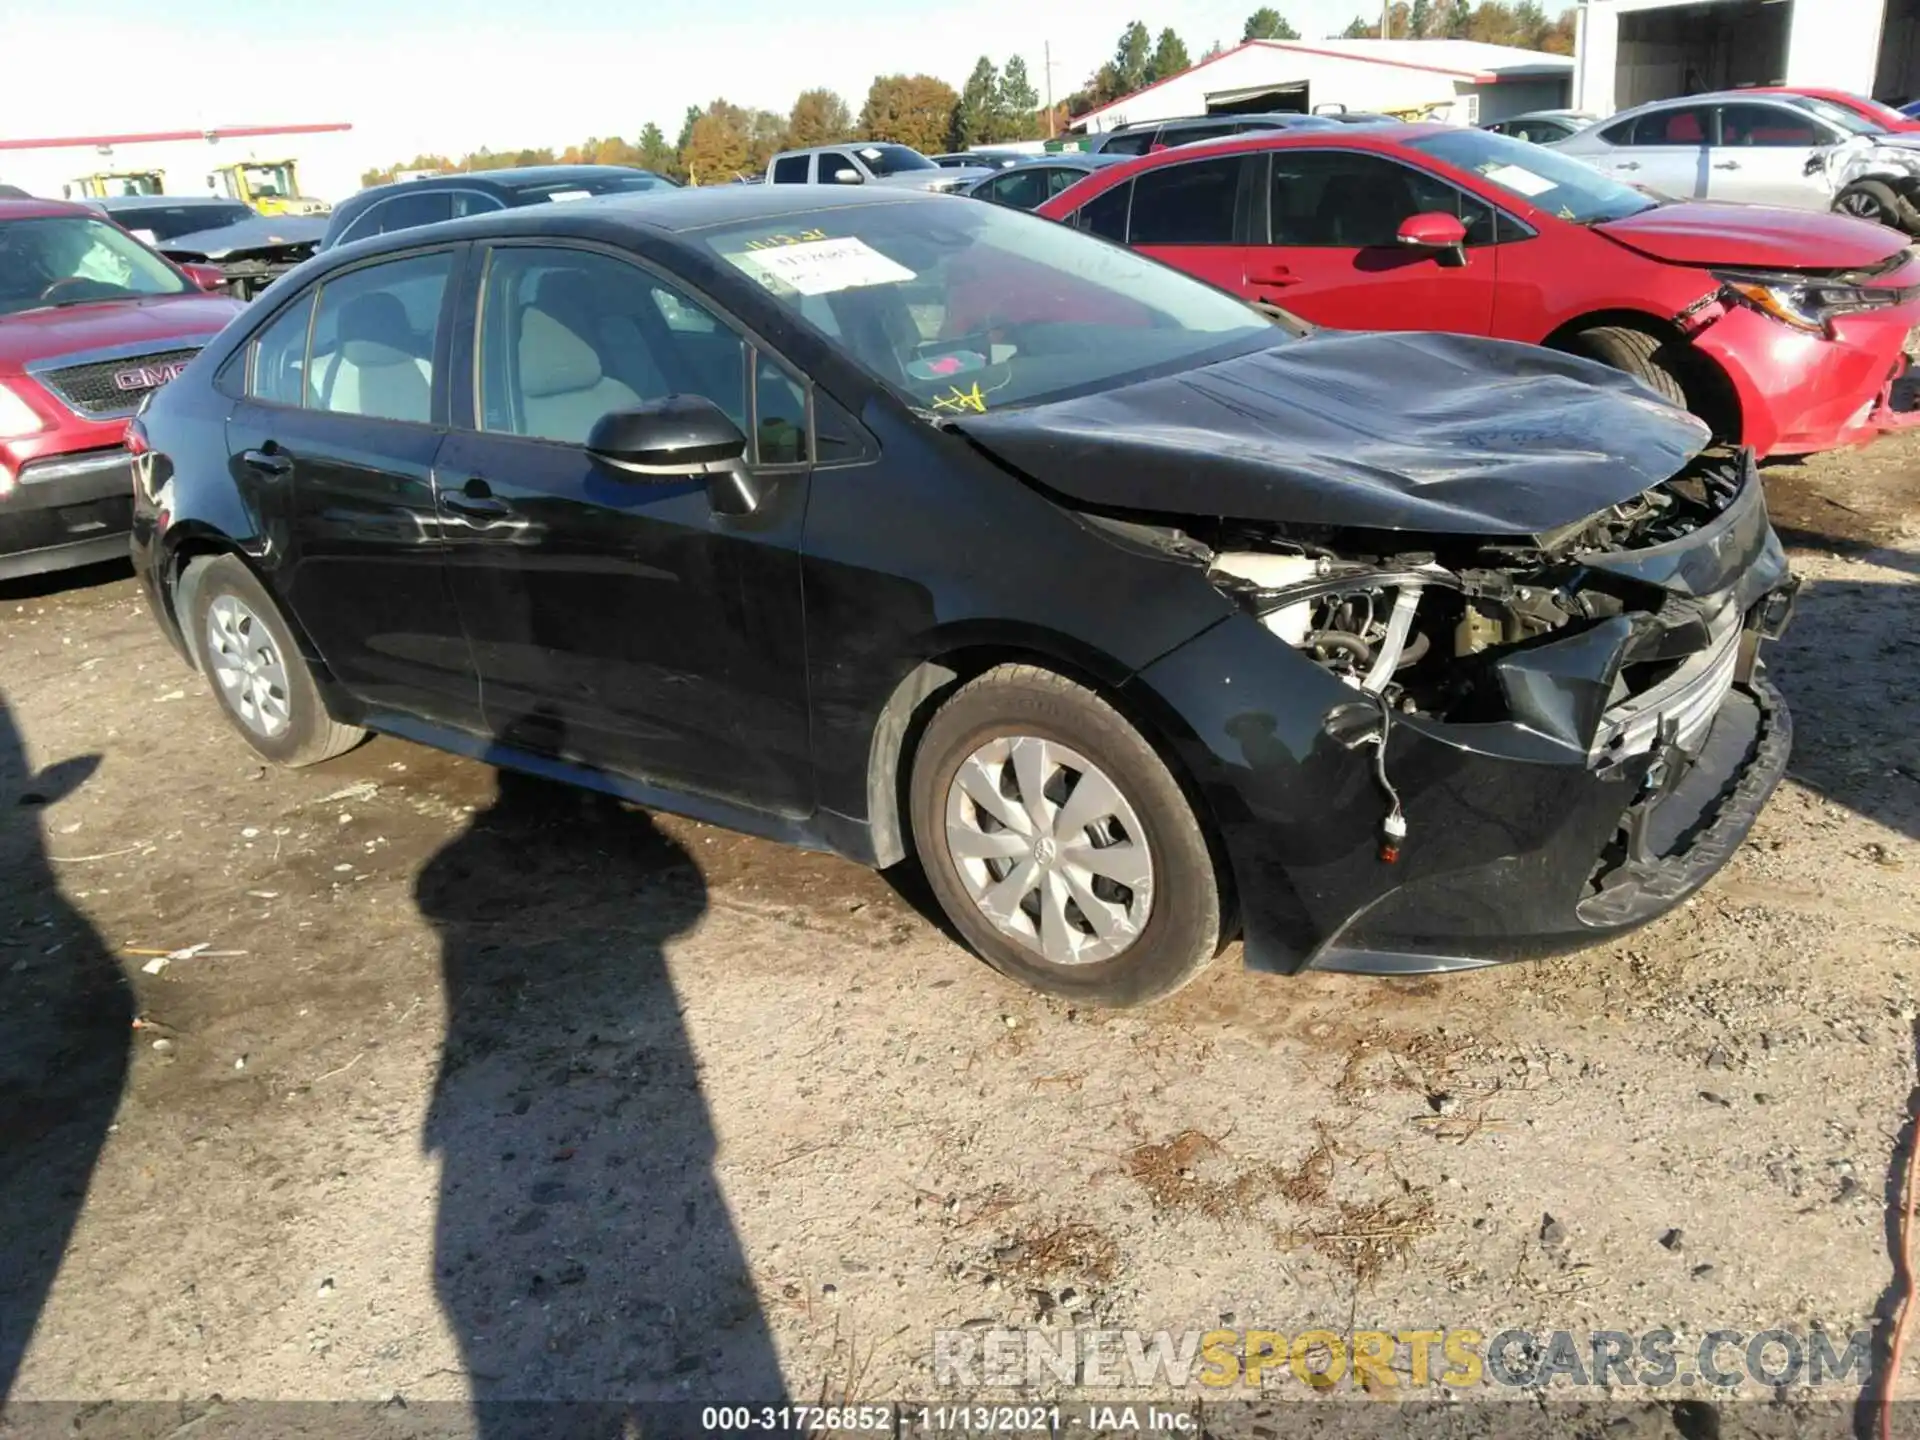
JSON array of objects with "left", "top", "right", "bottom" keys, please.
[
  {"left": 1068, "top": 38, "right": 1577, "bottom": 136},
  {"left": 1573, "top": 0, "right": 1920, "bottom": 112}
]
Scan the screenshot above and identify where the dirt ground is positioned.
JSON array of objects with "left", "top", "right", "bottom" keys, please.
[{"left": 1, "top": 434, "right": 1918, "bottom": 1437}]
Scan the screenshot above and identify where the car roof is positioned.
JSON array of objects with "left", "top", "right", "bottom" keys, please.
[
  {"left": 776, "top": 142, "right": 916, "bottom": 156},
  {"left": 94, "top": 195, "right": 244, "bottom": 210},
  {"left": 0, "top": 196, "right": 100, "bottom": 221},
  {"left": 329, "top": 182, "right": 938, "bottom": 261}
]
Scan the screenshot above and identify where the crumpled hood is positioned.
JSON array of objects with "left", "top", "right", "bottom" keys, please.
[
  {"left": 952, "top": 331, "right": 1712, "bottom": 538},
  {"left": 0, "top": 293, "right": 243, "bottom": 372},
  {"left": 1594, "top": 200, "right": 1906, "bottom": 269},
  {"left": 157, "top": 214, "right": 327, "bottom": 261}
]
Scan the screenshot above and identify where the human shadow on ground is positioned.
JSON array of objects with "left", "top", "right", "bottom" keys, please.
[
  {"left": 0, "top": 693, "right": 128, "bottom": 1403},
  {"left": 415, "top": 731, "right": 788, "bottom": 1436}
]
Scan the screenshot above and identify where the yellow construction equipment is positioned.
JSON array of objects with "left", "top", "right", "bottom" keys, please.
[
  {"left": 64, "top": 171, "right": 166, "bottom": 199},
  {"left": 208, "top": 160, "right": 330, "bottom": 216}
]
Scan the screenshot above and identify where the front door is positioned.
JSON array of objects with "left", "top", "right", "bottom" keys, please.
[
  {"left": 222, "top": 245, "right": 481, "bottom": 730},
  {"left": 1250, "top": 148, "right": 1499, "bottom": 335},
  {"left": 1708, "top": 102, "right": 1838, "bottom": 209},
  {"left": 437, "top": 242, "right": 814, "bottom": 814}
]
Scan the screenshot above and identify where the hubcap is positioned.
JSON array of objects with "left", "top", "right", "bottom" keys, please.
[
  {"left": 206, "top": 594, "right": 292, "bottom": 740},
  {"left": 943, "top": 735, "right": 1154, "bottom": 966},
  {"left": 1838, "top": 193, "right": 1879, "bottom": 217}
]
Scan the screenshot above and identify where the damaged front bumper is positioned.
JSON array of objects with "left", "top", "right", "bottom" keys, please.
[{"left": 1124, "top": 456, "right": 1799, "bottom": 977}]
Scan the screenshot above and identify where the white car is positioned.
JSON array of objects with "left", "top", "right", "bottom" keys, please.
[{"left": 1553, "top": 90, "right": 1912, "bottom": 211}]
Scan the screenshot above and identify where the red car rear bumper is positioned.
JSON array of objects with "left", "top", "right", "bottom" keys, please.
[{"left": 1694, "top": 302, "right": 1920, "bottom": 459}]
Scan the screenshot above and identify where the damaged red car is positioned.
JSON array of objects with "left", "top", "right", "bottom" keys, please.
[{"left": 1037, "top": 125, "right": 1920, "bottom": 458}]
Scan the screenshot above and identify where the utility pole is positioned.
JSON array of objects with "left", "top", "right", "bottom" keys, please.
[
  {"left": 1381, "top": 0, "right": 1391, "bottom": 37},
  {"left": 1045, "top": 41, "right": 1056, "bottom": 137}
]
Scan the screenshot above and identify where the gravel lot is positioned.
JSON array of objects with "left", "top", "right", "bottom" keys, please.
[{"left": 1, "top": 437, "right": 1917, "bottom": 1435}]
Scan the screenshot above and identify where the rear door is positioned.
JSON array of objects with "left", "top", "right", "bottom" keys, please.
[
  {"left": 1250, "top": 148, "right": 1500, "bottom": 334},
  {"left": 1708, "top": 102, "right": 1839, "bottom": 208},
  {"left": 1602, "top": 106, "right": 1713, "bottom": 198},
  {"left": 222, "top": 245, "right": 481, "bottom": 729},
  {"left": 1123, "top": 153, "right": 1265, "bottom": 295}
]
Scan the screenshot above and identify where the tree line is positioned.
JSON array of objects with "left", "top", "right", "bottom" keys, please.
[{"left": 363, "top": 1, "right": 1570, "bottom": 188}]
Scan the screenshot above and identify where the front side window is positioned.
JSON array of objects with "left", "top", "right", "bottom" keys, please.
[
  {"left": 478, "top": 246, "right": 747, "bottom": 446},
  {"left": 702, "top": 196, "right": 1273, "bottom": 413},
  {"left": 451, "top": 191, "right": 505, "bottom": 218},
  {"left": 1716, "top": 103, "right": 1825, "bottom": 147},
  {"left": 755, "top": 354, "right": 810, "bottom": 465},
  {"left": 0, "top": 216, "right": 190, "bottom": 317},
  {"left": 306, "top": 251, "right": 453, "bottom": 422},
  {"left": 1098, "top": 130, "right": 1157, "bottom": 156},
  {"left": 847, "top": 144, "right": 939, "bottom": 177},
  {"left": 1269, "top": 150, "right": 1496, "bottom": 248},
  {"left": 980, "top": 168, "right": 1051, "bottom": 211},
  {"left": 1129, "top": 156, "right": 1246, "bottom": 244}
]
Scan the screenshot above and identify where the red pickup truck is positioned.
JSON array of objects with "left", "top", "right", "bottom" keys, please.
[{"left": 0, "top": 197, "right": 243, "bottom": 581}]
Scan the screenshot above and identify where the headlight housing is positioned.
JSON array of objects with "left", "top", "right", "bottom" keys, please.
[
  {"left": 1713, "top": 269, "right": 1905, "bottom": 335},
  {"left": 0, "top": 379, "right": 48, "bottom": 440}
]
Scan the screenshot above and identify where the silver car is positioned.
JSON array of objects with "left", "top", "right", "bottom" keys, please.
[
  {"left": 765, "top": 143, "right": 990, "bottom": 193},
  {"left": 1552, "top": 90, "right": 1893, "bottom": 209}
]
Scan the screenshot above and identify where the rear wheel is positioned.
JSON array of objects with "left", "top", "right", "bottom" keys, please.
[
  {"left": 1563, "top": 324, "right": 1691, "bottom": 411},
  {"left": 908, "top": 664, "right": 1223, "bottom": 1007},
  {"left": 180, "top": 555, "right": 363, "bottom": 768}
]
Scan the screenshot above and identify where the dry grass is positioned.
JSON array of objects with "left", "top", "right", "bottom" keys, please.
[
  {"left": 1281, "top": 1193, "right": 1439, "bottom": 1285},
  {"left": 1332, "top": 1025, "right": 1469, "bottom": 1103},
  {"left": 994, "top": 1219, "right": 1122, "bottom": 1286}
]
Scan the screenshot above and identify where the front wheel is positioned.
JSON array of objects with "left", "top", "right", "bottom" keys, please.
[
  {"left": 909, "top": 664, "right": 1224, "bottom": 1007},
  {"left": 1834, "top": 179, "right": 1915, "bottom": 233},
  {"left": 180, "top": 555, "right": 364, "bottom": 768}
]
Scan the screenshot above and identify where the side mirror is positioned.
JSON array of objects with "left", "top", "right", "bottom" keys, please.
[
  {"left": 586, "top": 396, "right": 760, "bottom": 514},
  {"left": 1397, "top": 211, "right": 1469, "bottom": 265},
  {"left": 832, "top": 167, "right": 863, "bottom": 184},
  {"left": 182, "top": 263, "right": 228, "bottom": 293}
]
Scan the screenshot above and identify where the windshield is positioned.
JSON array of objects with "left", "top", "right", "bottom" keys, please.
[
  {"left": 0, "top": 216, "right": 190, "bottom": 317},
  {"left": 111, "top": 203, "right": 254, "bottom": 242},
  {"left": 243, "top": 163, "right": 296, "bottom": 197},
  {"left": 1774, "top": 94, "right": 1883, "bottom": 135},
  {"left": 851, "top": 144, "right": 938, "bottom": 176},
  {"left": 1408, "top": 128, "right": 1660, "bottom": 223},
  {"left": 701, "top": 199, "right": 1275, "bottom": 413}
]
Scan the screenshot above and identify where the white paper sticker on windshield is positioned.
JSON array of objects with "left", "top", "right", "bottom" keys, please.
[
  {"left": 1481, "top": 163, "right": 1555, "bottom": 197},
  {"left": 743, "top": 236, "right": 915, "bottom": 296},
  {"left": 132, "top": 228, "right": 159, "bottom": 245},
  {"left": 545, "top": 189, "right": 593, "bottom": 203},
  {"left": 858, "top": 147, "right": 884, "bottom": 160}
]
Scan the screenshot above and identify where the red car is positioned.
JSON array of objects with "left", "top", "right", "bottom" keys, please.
[
  {"left": 1035, "top": 125, "right": 1920, "bottom": 459},
  {"left": 1747, "top": 86, "right": 1920, "bottom": 134},
  {"left": 0, "top": 197, "right": 243, "bottom": 581}
]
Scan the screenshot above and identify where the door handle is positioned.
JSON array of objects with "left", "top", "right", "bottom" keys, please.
[
  {"left": 1614, "top": 161, "right": 1641, "bottom": 171},
  {"left": 1713, "top": 161, "right": 1740, "bottom": 171},
  {"left": 1246, "top": 267, "right": 1301, "bottom": 288},
  {"left": 439, "top": 477, "right": 512, "bottom": 519},
  {"left": 240, "top": 447, "right": 292, "bottom": 477}
]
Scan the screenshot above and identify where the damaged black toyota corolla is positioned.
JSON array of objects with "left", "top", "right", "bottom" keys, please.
[{"left": 129, "top": 187, "right": 1797, "bottom": 1006}]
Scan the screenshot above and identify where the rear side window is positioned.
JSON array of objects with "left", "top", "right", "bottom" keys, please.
[
  {"left": 1627, "top": 107, "right": 1710, "bottom": 145},
  {"left": 1165, "top": 122, "right": 1237, "bottom": 146},
  {"left": 306, "top": 252, "right": 453, "bottom": 423},
  {"left": 1099, "top": 130, "right": 1157, "bottom": 156},
  {"left": 771, "top": 155, "right": 810, "bottom": 184},
  {"left": 247, "top": 291, "right": 316, "bottom": 407},
  {"left": 1128, "top": 157, "right": 1245, "bottom": 244},
  {"left": 1717, "top": 103, "right": 1822, "bottom": 147},
  {"left": 1074, "top": 179, "right": 1132, "bottom": 241}
]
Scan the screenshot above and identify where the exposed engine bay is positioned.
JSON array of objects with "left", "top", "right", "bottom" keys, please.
[{"left": 1195, "top": 446, "right": 1773, "bottom": 762}]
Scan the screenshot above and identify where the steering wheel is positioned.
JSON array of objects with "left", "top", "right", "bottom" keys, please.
[{"left": 37, "top": 276, "right": 101, "bottom": 304}]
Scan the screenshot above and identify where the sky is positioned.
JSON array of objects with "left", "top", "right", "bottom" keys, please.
[{"left": 1, "top": 0, "right": 1574, "bottom": 178}]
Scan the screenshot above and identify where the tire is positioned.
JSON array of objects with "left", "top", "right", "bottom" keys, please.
[
  {"left": 1564, "top": 324, "right": 1691, "bottom": 411},
  {"left": 908, "top": 664, "right": 1223, "bottom": 1007},
  {"left": 179, "top": 555, "right": 364, "bottom": 768},
  {"left": 1834, "top": 179, "right": 1911, "bottom": 232}
]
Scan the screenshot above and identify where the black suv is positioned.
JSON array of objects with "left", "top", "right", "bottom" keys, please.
[
  {"left": 320, "top": 166, "right": 676, "bottom": 251},
  {"left": 1089, "top": 112, "right": 1342, "bottom": 155}
]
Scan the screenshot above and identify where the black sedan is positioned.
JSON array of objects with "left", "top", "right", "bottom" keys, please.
[
  {"left": 963, "top": 153, "right": 1125, "bottom": 209},
  {"left": 130, "top": 187, "right": 1796, "bottom": 1005},
  {"left": 320, "top": 165, "right": 676, "bottom": 252}
]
